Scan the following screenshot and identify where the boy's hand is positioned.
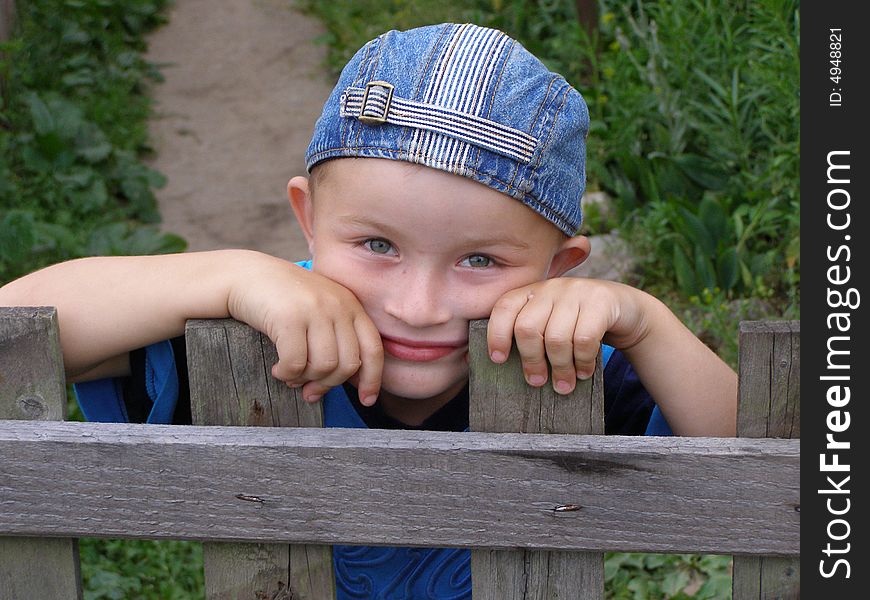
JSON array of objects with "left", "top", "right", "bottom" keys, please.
[
  {"left": 487, "top": 278, "right": 651, "bottom": 395},
  {"left": 228, "top": 256, "right": 383, "bottom": 405}
]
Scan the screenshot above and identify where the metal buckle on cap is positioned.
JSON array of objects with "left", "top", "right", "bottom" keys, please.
[{"left": 358, "top": 80, "right": 394, "bottom": 125}]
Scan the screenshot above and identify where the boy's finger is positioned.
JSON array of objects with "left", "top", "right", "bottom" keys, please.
[
  {"left": 513, "top": 296, "right": 554, "bottom": 387},
  {"left": 300, "top": 380, "right": 333, "bottom": 403},
  {"left": 354, "top": 314, "right": 384, "bottom": 406},
  {"left": 302, "top": 319, "right": 340, "bottom": 387},
  {"left": 544, "top": 302, "right": 581, "bottom": 395},
  {"left": 308, "top": 319, "right": 362, "bottom": 391},
  {"left": 573, "top": 312, "right": 607, "bottom": 379},
  {"left": 272, "top": 323, "right": 309, "bottom": 382},
  {"left": 487, "top": 289, "right": 532, "bottom": 362}
]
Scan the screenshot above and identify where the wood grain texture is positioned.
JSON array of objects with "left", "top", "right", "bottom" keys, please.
[
  {"left": 185, "top": 319, "right": 334, "bottom": 600},
  {"left": 0, "top": 421, "right": 799, "bottom": 555},
  {"left": 469, "top": 319, "right": 604, "bottom": 598},
  {"left": 0, "top": 306, "right": 67, "bottom": 421},
  {"left": 736, "top": 321, "right": 800, "bottom": 438},
  {"left": 733, "top": 321, "right": 800, "bottom": 600},
  {"left": 0, "top": 307, "right": 82, "bottom": 600},
  {"left": 468, "top": 321, "right": 604, "bottom": 435}
]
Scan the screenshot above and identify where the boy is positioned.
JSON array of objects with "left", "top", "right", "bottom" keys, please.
[{"left": 1, "top": 23, "right": 736, "bottom": 597}]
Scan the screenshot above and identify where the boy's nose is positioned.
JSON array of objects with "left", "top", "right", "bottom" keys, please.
[{"left": 382, "top": 269, "right": 452, "bottom": 328}]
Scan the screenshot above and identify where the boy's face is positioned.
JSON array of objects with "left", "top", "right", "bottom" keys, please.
[{"left": 289, "top": 158, "right": 588, "bottom": 407}]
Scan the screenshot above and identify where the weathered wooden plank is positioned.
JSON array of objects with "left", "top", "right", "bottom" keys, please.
[
  {"left": 186, "top": 319, "right": 334, "bottom": 600},
  {"left": 736, "top": 321, "right": 800, "bottom": 438},
  {"left": 733, "top": 321, "right": 800, "bottom": 600},
  {"left": 732, "top": 556, "right": 800, "bottom": 600},
  {"left": 0, "top": 306, "right": 67, "bottom": 421},
  {"left": 0, "top": 307, "right": 82, "bottom": 600},
  {"left": 469, "top": 319, "right": 604, "bottom": 598},
  {"left": 0, "top": 420, "right": 800, "bottom": 556}
]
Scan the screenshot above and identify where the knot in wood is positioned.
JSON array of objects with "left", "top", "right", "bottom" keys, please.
[{"left": 17, "top": 394, "right": 46, "bottom": 418}]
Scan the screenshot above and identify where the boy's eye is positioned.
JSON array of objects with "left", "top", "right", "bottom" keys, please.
[
  {"left": 365, "top": 239, "right": 393, "bottom": 254},
  {"left": 463, "top": 255, "right": 492, "bottom": 268}
]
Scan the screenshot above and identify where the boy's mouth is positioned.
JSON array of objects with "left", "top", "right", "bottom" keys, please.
[{"left": 381, "top": 335, "right": 467, "bottom": 363}]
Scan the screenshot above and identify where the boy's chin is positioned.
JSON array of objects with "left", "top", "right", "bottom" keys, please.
[{"left": 379, "top": 360, "right": 469, "bottom": 401}]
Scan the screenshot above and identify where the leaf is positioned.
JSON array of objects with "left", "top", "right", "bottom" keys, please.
[
  {"left": 0, "top": 210, "right": 37, "bottom": 264},
  {"left": 698, "top": 195, "right": 729, "bottom": 244},
  {"left": 678, "top": 207, "right": 715, "bottom": 255},
  {"left": 62, "top": 70, "right": 95, "bottom": 87},
  {"left": 33, "top": 222, "right": 81, "bottom": 255},
  {"left": 76, "top": 133, "right": 113, "bottom": 163},
  {"left": 673, "top": 244, "right": 698, "bottom": 297},
  {"left": 69, "top": 179, "right": 109, "bottom": 213},
  {"left": 717, "top": 247, "right": 739, "bottom": 291},
  {"left": 671, "top": 154, "right": 729, "bottom": 192},
  {"left": 25, "top": 93, "right": 55, "bottom": 136},
  {"left": 661, "top": 568, "right": 691, "bottom": 596},
  {"left": 694, "top": 244, "right": 717, "bottom": 292},
  {"left": 55, "top": 167, "right": 96, "bottom": 188}
]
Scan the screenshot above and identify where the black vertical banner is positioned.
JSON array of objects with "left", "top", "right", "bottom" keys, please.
[{"left": 803, "top": 1, "right": 869, "bottom": 596}]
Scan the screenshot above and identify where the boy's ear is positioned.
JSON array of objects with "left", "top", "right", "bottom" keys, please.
[
  {"left": 287, "top": 176, "right": 315, "bottom": 255},
  {"left": 547, "top": 235, "right": 591, "bottom": 278}
]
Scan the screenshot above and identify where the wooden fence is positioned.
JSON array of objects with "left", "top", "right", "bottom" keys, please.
[{"left": 0, "top": 307, "right": 799, "bottom": 599}]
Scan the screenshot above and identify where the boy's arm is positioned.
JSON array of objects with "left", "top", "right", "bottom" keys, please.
[
  {"left": 0, "top": 251, "right": 238, "bottom": 380},
  {"left": 487, "top": 279, "right": 737, "bottom": 437},
  {"left": 0, "top": 251, "right": 383, "bottom": 403}
]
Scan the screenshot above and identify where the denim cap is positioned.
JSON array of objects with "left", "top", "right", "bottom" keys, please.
[{"left": 305, "top": 23, "right": 589, "bottom": 236}]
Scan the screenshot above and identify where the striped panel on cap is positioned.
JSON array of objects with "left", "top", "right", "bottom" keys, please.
[
  {"left": 339, "top": 24, "right": 538, "bottom": 168},
  {"left": 411, "top": 24, "right": 513, "bottom": 171},
  {"left": 341, "top": 86, "right": 537, "bottom": 164}
]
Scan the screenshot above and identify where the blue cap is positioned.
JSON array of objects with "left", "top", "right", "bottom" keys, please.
[{"left": 305, "top": 23, "right": 589, "bottom": 236}]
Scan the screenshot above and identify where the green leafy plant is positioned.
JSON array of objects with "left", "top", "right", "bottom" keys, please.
[
  {"left": 0, "top": 0, "right": 183, "bottom": 285},
  {"left": 664, "top": 194, "right": 778, "bottom": 298}
]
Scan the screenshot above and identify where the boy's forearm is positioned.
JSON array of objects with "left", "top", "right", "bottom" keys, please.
[
  {"left": 620, "top": 295, "right": 738, "bottom": 437},
  {"left": 0, "top": 250, "right": 265, "bottom": 379}
]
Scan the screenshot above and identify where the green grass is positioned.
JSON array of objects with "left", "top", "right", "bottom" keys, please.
[
  {"left": 0, "top": 0, "right": 184, "bottom": 286},
  {"left": 79, "top": 538, "right": 204, "bottom": 600}
]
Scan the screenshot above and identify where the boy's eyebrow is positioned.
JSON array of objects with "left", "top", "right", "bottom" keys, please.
[{"left": 338, "top": 215, "right": 531, "bottom": 250}]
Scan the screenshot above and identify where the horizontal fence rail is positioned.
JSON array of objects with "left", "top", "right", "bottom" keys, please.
[{"left": 0, "top": 420, "right": 799, "bottom": 556}]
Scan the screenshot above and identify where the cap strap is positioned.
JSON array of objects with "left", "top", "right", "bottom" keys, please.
[{"left": 341, "top": 83, "right": 538, "bottom": 165}]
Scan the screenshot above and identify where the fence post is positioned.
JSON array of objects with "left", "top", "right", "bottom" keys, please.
[
  {"left": 185, "top": 318, "right": 335, "bottom": 600},
  {"left": 0, "top": 306, "right": 83, "bottom": 600},
  {"left": 468, "top": 319, "right": 605, "bottom": 599},
  {"left": 732, "top": 321, "right": 800, "bottom": 599}
]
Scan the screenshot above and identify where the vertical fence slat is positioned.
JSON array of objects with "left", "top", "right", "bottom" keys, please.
[
  {"left": 468, "top": 319, "right": 605, "bottom": 599},
  {"left": 0, "top": 307, "right": 83, "bottom": 600},
  {"left": 733, "top": 321, "right": 800, "bottom": 600},
  {"left": 186, "top": 319, "right": 335, "bottom": 600}
]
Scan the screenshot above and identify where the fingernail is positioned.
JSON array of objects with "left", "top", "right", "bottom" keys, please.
[
  {"left": 491, "top": 351, "right": 506, "bottom": 363},
  {"left": 362, "top": 394, "right": 377, "bottom": 406},
  {"left": 528, "top": 374, "right": 546, "bottom": 386},
  {"left": 305, "top": 394, "right": 322, "bottom": 403},
  {"left": 555, "top": 380, "right": 573, "bottom": 394},
  {"left": 576, "top": 370, "right": 591, "bottom": 380}
]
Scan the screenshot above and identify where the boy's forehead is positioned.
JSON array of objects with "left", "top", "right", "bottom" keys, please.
[{"left": 314, "top": 158, "right": 564, "bottom": 245}]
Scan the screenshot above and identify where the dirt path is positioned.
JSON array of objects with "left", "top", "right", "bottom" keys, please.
[{"left": 145, "top": 0, "right": 333, "bottom": 261}]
